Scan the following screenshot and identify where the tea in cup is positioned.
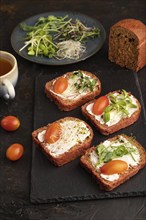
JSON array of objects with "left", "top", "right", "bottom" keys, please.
[{"left": 0, "top": 51, "right": 18, "bottom": 99}]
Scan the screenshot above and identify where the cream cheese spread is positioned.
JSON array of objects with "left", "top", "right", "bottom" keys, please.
[
  {"left": 37, "top": 120, "right": 90, "bottom": 157},
  {"left": 86, "top": 93, "right": 138, "bottom": 126},
  {"left": 50, "top": 72, "right": 97, "bottom": 100},
  {"left": 89, "top": 135, "right": 140, "bottom": 181}
]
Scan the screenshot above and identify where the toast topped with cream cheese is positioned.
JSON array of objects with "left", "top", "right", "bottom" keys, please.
[
  {"left": 45, "top": 70, "right": 101, "bottom": 111},
  {"left": 32, "top": 117, "right": 93, "bottom": 166},
  {"left": 80, "top": 134, "right": 146, "bottom": 191},
  {"left": 81, "top": 90, "right": 141, "bottom": 135}
]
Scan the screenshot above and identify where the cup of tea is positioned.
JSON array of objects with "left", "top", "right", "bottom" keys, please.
[{"left": 0, "top": 51, "right": 18, "bottom": 99}]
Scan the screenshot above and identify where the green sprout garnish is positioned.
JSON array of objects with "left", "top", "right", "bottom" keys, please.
[
  {"left": 103, "top": 90, "right": 137, "bottom": 123},
  {"left": 71, "top": 70, "right": 97, "bottom": 92},
  {"left": 19, "top": 15, "right": 100, "bottom": 59},
  {"left": 96, "top": 138, "right": 137, "bottom": 166}
]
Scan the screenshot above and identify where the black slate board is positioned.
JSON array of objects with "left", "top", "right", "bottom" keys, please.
[{"left": 30, "top": 70, "right": 146, "bottom": 203}]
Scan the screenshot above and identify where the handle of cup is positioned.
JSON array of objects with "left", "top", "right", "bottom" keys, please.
[{"left": 2, "top": 79, "right": 15, "bottom": 99}]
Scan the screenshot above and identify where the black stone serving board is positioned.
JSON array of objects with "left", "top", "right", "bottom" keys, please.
[{"left": 30, "top": 70, "right": 146, "bottom": 204}]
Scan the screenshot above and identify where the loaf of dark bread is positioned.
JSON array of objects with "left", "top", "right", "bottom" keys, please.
[
  {"left": 81, "top": 90, "right": 141, "bottom": 135},
  {"left": 45, "top": 70, "right": 101, "bottom": 111},
  {"left": 80, "top": 134, "right": 146, "bottom": 191},
  {"left": 32, "top": 117, "right": 93, "bottom": 166},
  {"left": 109, "top": 19, "right": 146, "bottom": 72}
]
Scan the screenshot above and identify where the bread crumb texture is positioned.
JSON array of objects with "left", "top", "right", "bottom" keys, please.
[{"left": 109, "top": 19, "right": 146, "bottom": 72}]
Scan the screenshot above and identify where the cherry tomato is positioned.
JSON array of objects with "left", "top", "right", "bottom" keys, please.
[
  {"left": 53, "top": 77, "right": 68, "bottom": 94},
  {"left": 1, "top": 116, "right": 20, "bottom": 131},
  {"left": 45, "top": 122, "right": 62, "bottom": 144},
  {"left": 6, "top": 143, "right": 24, "bottom": 161},
  {"left": 92, "top": 96, "right": 109, "bottom": 115},
  {"left": 100, "top": 160, "right": 128, "bottom": 175}
]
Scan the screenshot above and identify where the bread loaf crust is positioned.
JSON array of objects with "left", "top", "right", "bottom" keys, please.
[
  {"left": 109, "top": 19, "right": 146, "bottom": 72},
  {"left": 112, "top": 19, "right": 146, "bottom": 42},
  {"left": 80, "top": 134, "right": 146, "bottom": 191},
  {"left": 81, "top": 91, "right": 141, "bottom": 135},
  {"left": 45, "top": 71, "right": 101, "bottom": 111},
  {"left": 32, "top": 117, "right": 93, "bottom": 166}
]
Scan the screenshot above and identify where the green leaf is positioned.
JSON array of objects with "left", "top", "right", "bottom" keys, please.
[
  {"left": 103, "top": 112, "right": 110, "bottom": 123},
  {"left": 95, "top": 143, "right": 135, "bottom": 166},
  {"left": 122, "top": 108, "right": 129, "bottom": 116},
  {"left": 71, "top": 71, "right": 97, "bottom": 92},
  {"left": 117, "top": 100, "right": 126, "bottom": 106},
  {"left": 96, "top": 144, "right": 106, "bottom": 155},
  {"left": 104, "top": 105, "right": 113, "bottom": 113},
  {"left": 43, "top": 48, "right": 49, "bottom": 56},
  {"left": 109, "top": 94, "right": 116, "bottom": 103},
  {"left": 104, "top": 152, "right": 113, "bottom": 162},
  {"left": 47, "top": 15, "right": 58, "bottom": 21},
  {"left": 77, "top": 70, "right": 83, "bottom": 77},
  {"left": 38, "top": 16, "right": 46, "bottom": 23},
  {"left": 112, "top": 145, "right": 129, "bottom": 157},
  {"left": 128, "top": 103, "right": 137, "bottom": 108},
  {"left": 28, "top": 50, "right": 35, "bottom": 56},
  {"left": 106, "top": 90, "right": 138, "bottom": 120},
  {"left": 114, "top": 103, "right": 120, "bottom": 111},
  {"left": 122, "top": 89, "right": 128, "bottom": 97},
  {"left": 20, "top": 23, "right": 34, "bottom": 31}
]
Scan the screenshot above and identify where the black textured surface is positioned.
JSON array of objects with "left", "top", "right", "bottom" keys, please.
[
  {"left": 1, "top": 0, "right": 146, "bottom": 219},
  {"left": 31, "top": 70, "right": 146, "bottom": 203}
]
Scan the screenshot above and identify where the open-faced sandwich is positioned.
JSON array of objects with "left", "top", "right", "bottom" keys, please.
[
  {"left": 45, "top": 70, "right": 101, "bottom": 111},
  {"left": 32, "top": 117, "right": 93, "bottom": 166},
  {"left": 81, "top": 89, "right": 141, "bottom": 135},
  {"left": 80, "top": 134, "right": 146, "bottom": 191}
]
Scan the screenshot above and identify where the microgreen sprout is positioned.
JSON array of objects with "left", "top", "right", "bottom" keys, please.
[
  {"left": 71, "top": 70, "right": 97, "bottom": 92},
  {"left": 19, "top": 15, "right": 100, "bottom": 59},
  {"left": 103, "top": 90, "right": 137, "bottom": 123},
  {"left": 96, "top": 138, "right": 137, "bottom": 166}
]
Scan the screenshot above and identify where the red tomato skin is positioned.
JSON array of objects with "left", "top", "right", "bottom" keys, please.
[
  {"left": 6, "top": 143, "right": 24, "bottom": 161},
  {"left": 100, "top": 160, "right": 128, "bottom": 175},
  {"left": 53, "top": 77, "right": 68, "bottom": 94},
  {"left": 1, "top": 116, "right": 20, "bottom": 131},
  {"left": 92, "top": 96, "right": 109, "bottom": 115},
  {"left": 45, "top": 122, "right": 62, "bottom": 144}
]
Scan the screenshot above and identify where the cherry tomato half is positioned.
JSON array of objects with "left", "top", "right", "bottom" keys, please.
[
  {"left": 53, "top": 77, "right": 68, "bottom": 94},
  {"left": 45, "top": 122, "right": 62, "bottom": 144},
  {"left": 1, "top": 116, "right": 20, "bottom": 131},
  {"left": 6, "top": 143, "right": 24, "bottom": 161},
  {"left": 92, "top": 96, "right": 109, "bottom": 115},
  {"left": 100, "top": 160, "right": 128, "bottom": 175}
]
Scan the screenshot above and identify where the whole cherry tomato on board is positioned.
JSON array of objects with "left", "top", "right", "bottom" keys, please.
[
  {"left": 6, "top": 143, "right": 24, "bottom": 161},
  {"left": 45, "top": 122, "right": 62, "bottom": 144},
  {"left": 1, "top": 116, "right": 20, "bottom": 131},
  {"left": 100, "top": 160, "right": 128, "bottom": 175},
  {"left": 92, "top": 96, "right": 109, "bottom": 115},
  {"left": 53, "top": 77, "right": 68, "bottom": 94}
]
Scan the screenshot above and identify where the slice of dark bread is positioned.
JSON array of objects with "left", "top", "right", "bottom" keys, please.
[
  {"left": 80, "top": 134, "right": 146, "bottom": 191},
  {"left": 45, "top": 70, "right": 101, "bottom": 111},
  {"left": 109, "top": 19, "right": 146, "bottom": 72},
  {"left": 81, "top": 90, "right": 141, "bottom": 135},
  {"left": 32, "top": 117, "right": 93, "bottom": 166}
]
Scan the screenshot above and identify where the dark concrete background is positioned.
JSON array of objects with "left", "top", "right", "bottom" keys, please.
[{"left": 0, "top": 0, "right": 146, "bottom": 219}]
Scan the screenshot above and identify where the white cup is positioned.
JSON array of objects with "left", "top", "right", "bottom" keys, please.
[{"left": 0, "top": 51, "right": 18, "bottom": 99}]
